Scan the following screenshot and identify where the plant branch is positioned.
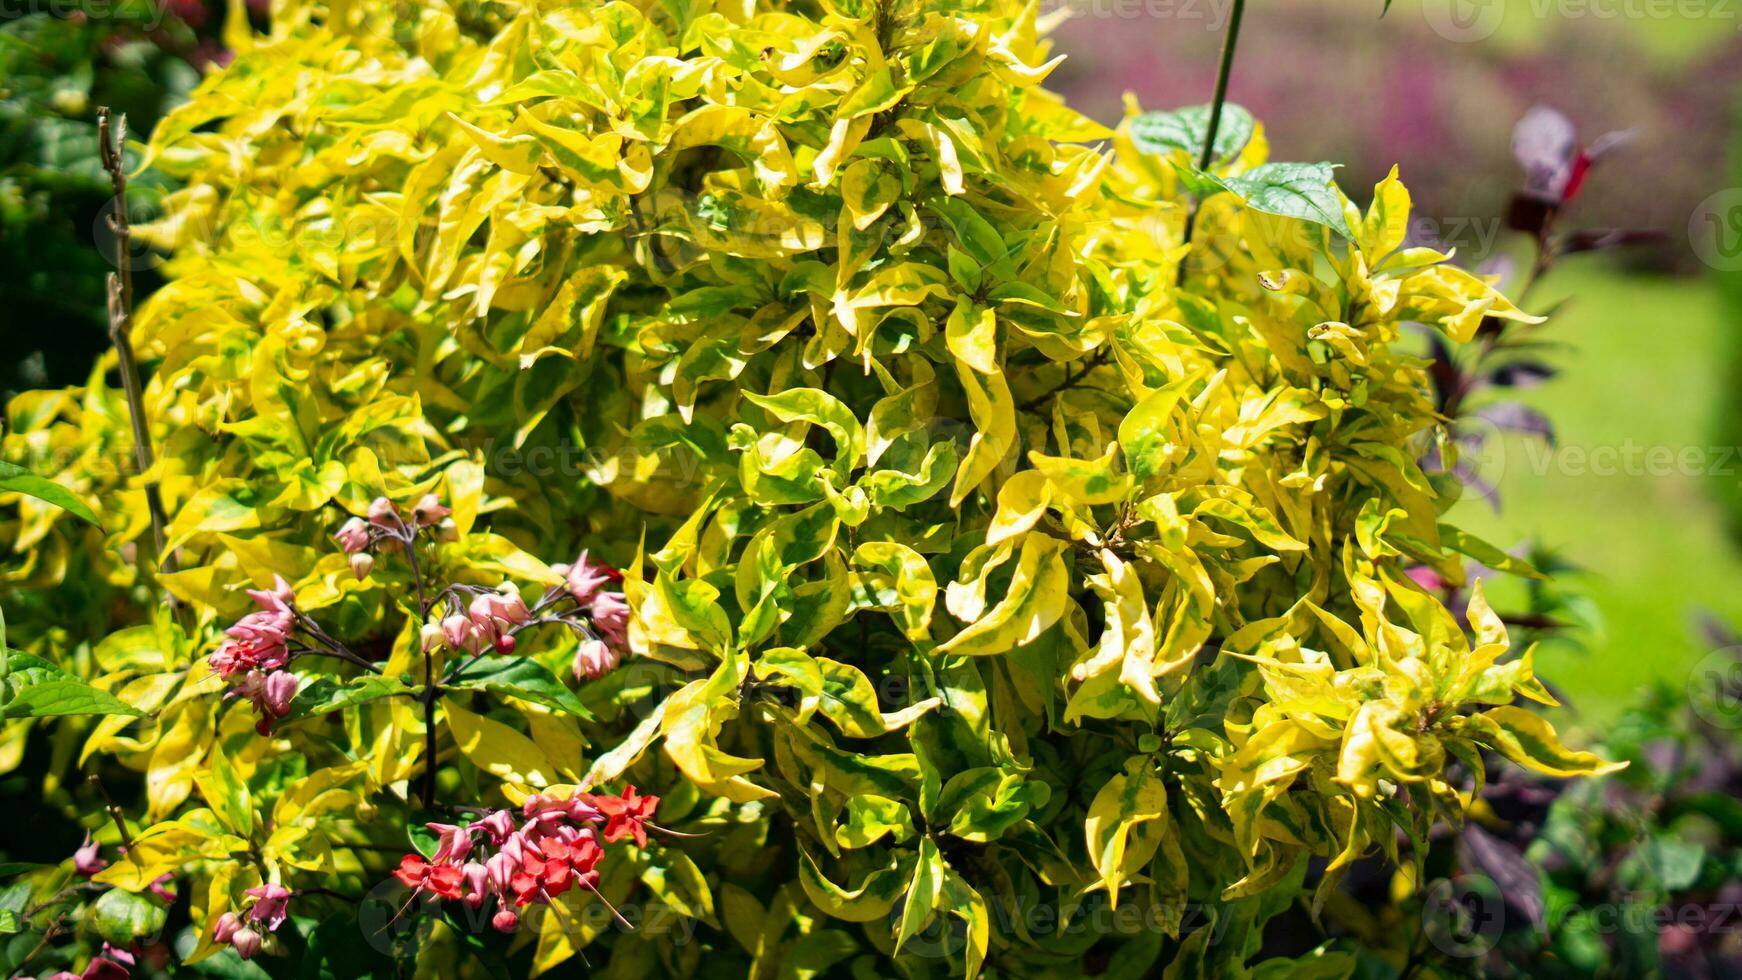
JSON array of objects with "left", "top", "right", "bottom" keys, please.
[
  {"left": 87, "top": 773, "right": 134, "bottom": 850},
  {"left": 1176, "top": 0, "right": 1247, "bottom": 285},
  {"left": 96, "top": 109, "right": 176, "bottom": 594},
  {"left": 1017, "top": 349, "right": 1109, "bottom": 412},
  {"left": 392, "top": 518, "right": 441, "bottom": 809}
]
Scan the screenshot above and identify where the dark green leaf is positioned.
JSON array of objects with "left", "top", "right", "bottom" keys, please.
[
  {"left": 446, "top": 655, "right": 593, "bottom": 720},
  {"left": 91, "top": 887, "right": 167, "bottom": 946},
  {"left": 283, "top": 675, "right": 413, "bottom": 722},
  {"left": 1, "top": 652, "right": 143, "bottom": 719},
  {"left": 0, "top": 460, "right": 100, "bottom": 526},
  {"left": 1223, "top": 162, "right": 1353, "bottom": 239},
  {"left": 1131, "top": 104, "right": 1255, "bottom": 165}
]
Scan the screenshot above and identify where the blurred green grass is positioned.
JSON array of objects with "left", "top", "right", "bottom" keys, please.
[
  {"left": 1378, "top": 0, "right": 1738, "bottom": 60},
  {"left": 1449, "top": 261, "right": 1742, "bottom": 728}
]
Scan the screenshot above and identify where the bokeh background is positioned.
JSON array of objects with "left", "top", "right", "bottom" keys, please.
[
  {"left": 1047, "top": 0, "right": 1742, "bottom": 731},
  {"left": 3, "top": 0, "right": 1740, "bottom": 730}
]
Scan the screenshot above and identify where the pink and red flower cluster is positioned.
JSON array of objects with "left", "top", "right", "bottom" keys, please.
[
  {"left": 390, "top": 785, "right": 658, "bottom": 933},
  {"left": 207, "top": 576, "right": 295, "bottom": 679},
  {"left": 335, "top": 494, "right": 454, "bottom": 579},
  {"left": 47, "top": 943, "right": 135, "bottom": 980},
  {"left": 208, "top": 576, "right": 300, "bottom": 735},
  {"left": 211, "top": 883, "right": 292, "bottom": 960},
  {"left": 432, "top": 584, "right": 533, "bottom": 657},
  {"left": 552, "top": 552, "right": 629, "bottom": 680}
]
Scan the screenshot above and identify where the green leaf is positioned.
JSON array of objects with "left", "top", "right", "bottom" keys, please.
[
  {"left": 283, "top": 675, "right": 414, "bottom": 722},
  {"left": 0, "top": 652, "right": 144, "bottom": 719},
  {"left": 894, "top": 837, "right": 945, "bottom": 952},
  {"left": 1224, "top": 162, "right": 1353, "bottom": 239},
  {"left": 447, "top": 655, "right": 593, "bottom": 720},
  {"left": 91, "top": 887, "right": 167, "bottom": 946},
  {"left": 0, "top": 460, "right": 100, "bottom": 526},
  {"left": 1463, "top": 706, "right": 1626, "bottom": 778},
  {"left": 1440, "top": 525, "right": 1545, "bottom": 579},
  {"left": 1130, "top": 104, "right": 1255, "bottom": 164}
]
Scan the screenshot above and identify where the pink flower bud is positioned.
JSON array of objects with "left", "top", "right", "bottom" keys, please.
[
  {"left": 83, "top": 945, "right": 133, "bottom": 980},
  {"left": 349, "top": 552, "right": 374, "bottom": 580},
  {"left": 461, "top": 862, "right": 489, "bottom": 907},
  {"left": 494, "top": 634, "right": 516, "bottom": 654},
  {"left": 492, "top": 909, "right": 519, "bottom": 933},
  {"left": 427, "top": 823, "right": 473, "bottom": 864},
  {"left": 333, "top": 517, "right": 370, "bottom": 554},
  {"left": 231, "top": 926, "right": 262, "bottom": 959},
  {"left": 421, "top": 622, "right": 444, "bottom": 652},
  {"left": 589, "top": 593, "right": 630, "bottom": 650},
  {"left": 367, "top": 496, "right": 397, "bottom": 528},
  {"left": 212, "top": 911, "right": 242, "bottom": 944},
  {"left": 563, "top": 551, "right": 621, "bottom": 606},
  {"left": 441, "top": 614, "right": 473, "bottom": 651},
  {"left": 263, "top": 672, "right": 298, "bottom": 718},
  {"left": 470, "top": 809, "right": 515, "bottom": 845},
  {"left": 493, "top": 584, "right": 531, "bottom": 626},
  {"left": 572, "top": 638, "right": 619, "bottom": 681},
  {"left": 485, "top": 850, "right": 516, "bottom": 894},
  {"left": 412, "top": 494, "right": 451, "bottom": 527},
  {"left": 73, "top": 832, "right": 106, "bottom": 876}
]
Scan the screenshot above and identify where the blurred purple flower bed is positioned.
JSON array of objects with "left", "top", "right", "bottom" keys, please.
[{"left": 1051, "top": 1, "right": 1742, "bottom": 271}]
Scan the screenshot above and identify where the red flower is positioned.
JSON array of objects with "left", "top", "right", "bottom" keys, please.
[
  {"left": 393, "top": 854, "right": 465, "bottom": 899},
  {"left": 508, "top": 833, "right": 603, "bottom": 906},
  {"left": 586, "top": 785, "right": 659, "bottom": 848}
]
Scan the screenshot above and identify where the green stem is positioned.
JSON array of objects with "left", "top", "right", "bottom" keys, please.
[
  {"left": 1178, "top": 0, "right": 1248, "bottom": 283},
  {"left": 1196, "top": 0, "right": 1246, "bottom": 173}
]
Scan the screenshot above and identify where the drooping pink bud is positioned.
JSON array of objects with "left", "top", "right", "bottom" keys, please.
[
  {"left": 589, "top": 593, "right": 630, "bottom": 650},
  {"left": 367, "top": 496, "right": 398, "bottom": 528},
  {"left": 492, "top": 584, "right": 531, "bottom": 626},
  {"left": 572, "top": 639, "right": 619, "bottom": 681},
  {"left": 212, "top": 911, "right": 242, "bottom": 944},
  {"left": 470, "top": 809, "right": 516, "bottom": 845},
  {"left": 494, "top": 634, "right": 516, "bottom": 654},
  {"left": 231, "top": 926, "right": 262, "bottom": 959},
  {"left": 349, "top": 552, "right": 375, "bottom": 580},
  {"left": 426, "top": 823, "right": 473, "bottom": 864},
  {"left": 562, "top": 551, "right": 620, "bottom": 606},
  {"left": 82, "top": 944, "right": 134, "bottom": 980},
  {"left": 441, "top": 614, "right": 474, "bottom": 652},
  {"left": 333, "top": 517, "right": 370, "bottom": 554},
  {"left": 73, "top": 832, "right": 107, "bottom": 876},
  {"left": 263, "top": 672, "right": 298, "bottom": 719},
  {"left": 412, "top": 494, "right": 451, "bottom": 527},
  {"left": 421, "top": 622, "right": 445, "bottom": 653},
  {"left": 492, "top": 908, "right": 519, "bottom": 933},
  {"left": 461, "top": 862, "right": 489, "bottom": 908},
  {"left": 485, "top": 850, "right": 516, "bottom": 894}
]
